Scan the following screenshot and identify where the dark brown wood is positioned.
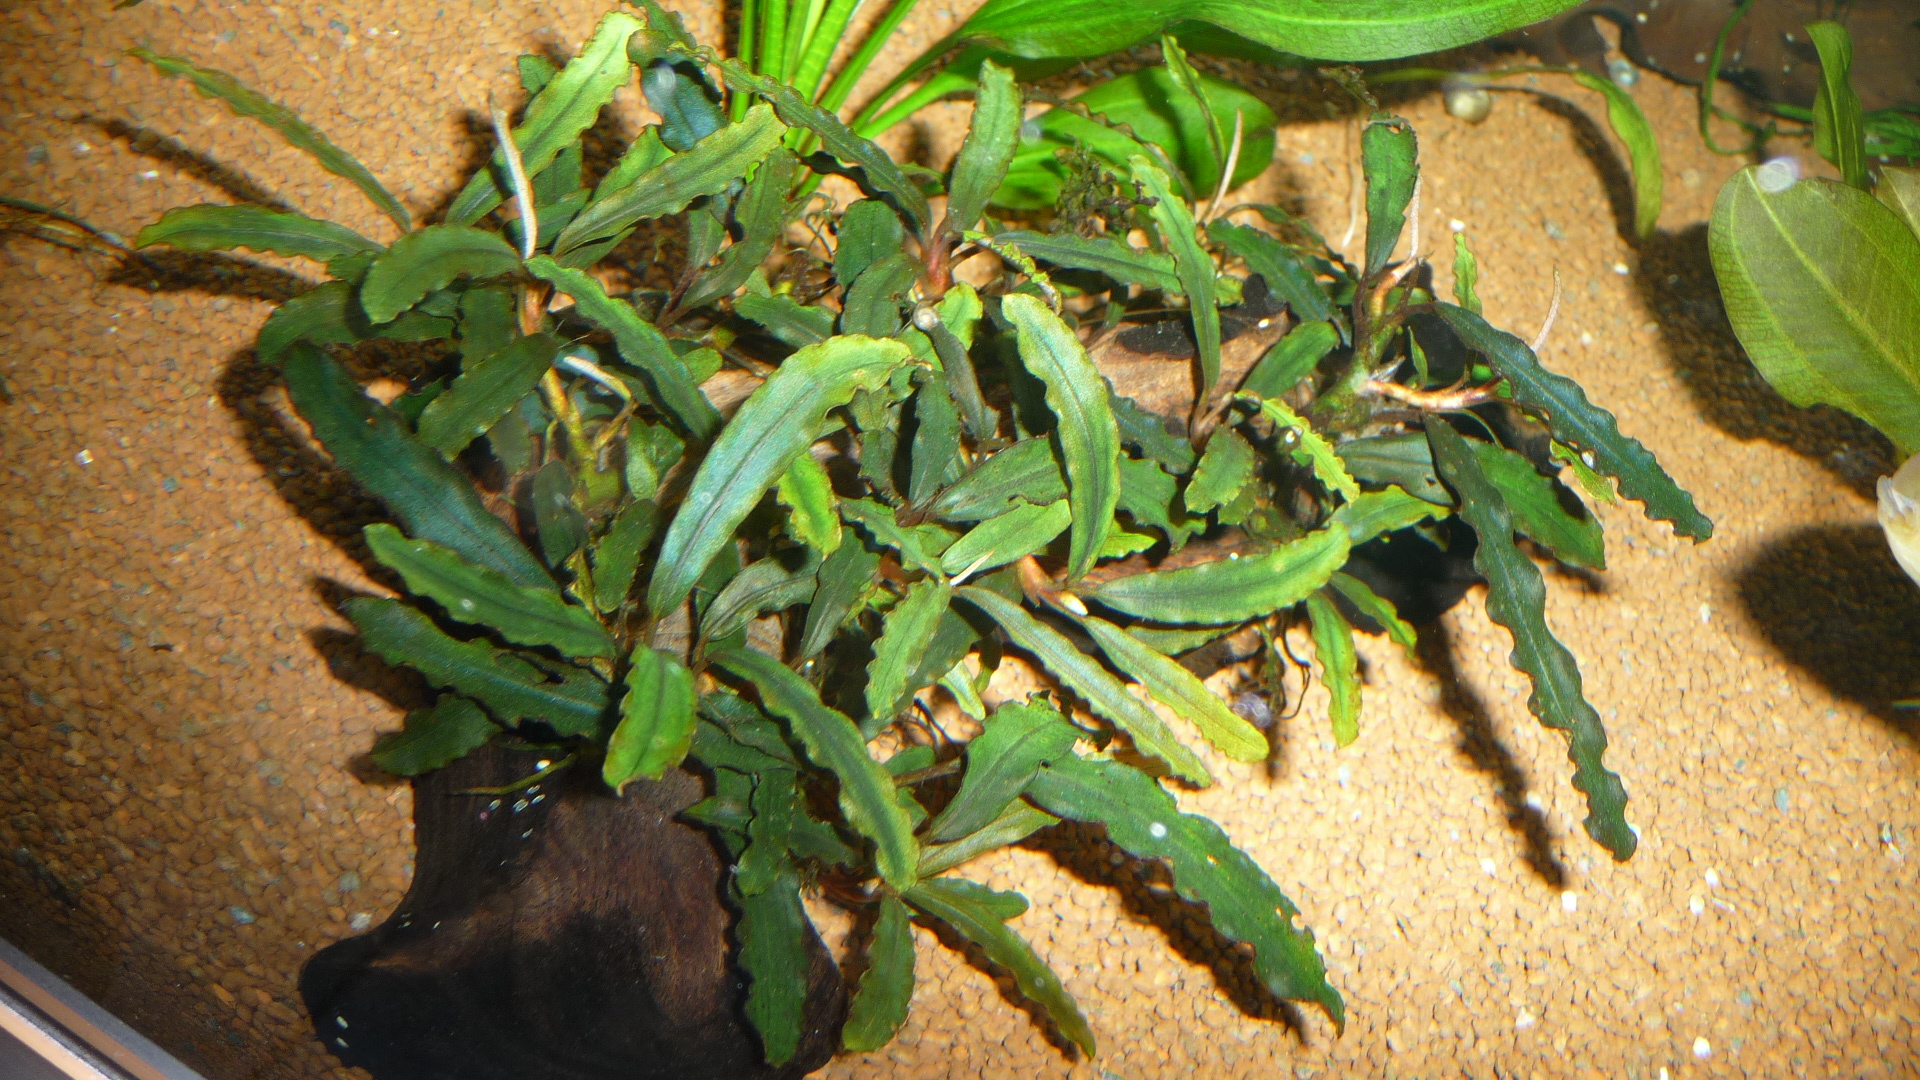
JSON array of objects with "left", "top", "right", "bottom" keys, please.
[{"left": 300, "top": 745, "right": 845, "bottom": 1080}]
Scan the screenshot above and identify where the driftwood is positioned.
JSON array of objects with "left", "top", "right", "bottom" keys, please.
[{"left": 301, "top": 745, "right": 844, "bottom": 1080}]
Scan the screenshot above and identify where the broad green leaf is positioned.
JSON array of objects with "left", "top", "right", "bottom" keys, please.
[
  {"left": 1565, "top": 70, "right": 1663, "bottom": 237},
  {"left": 256, "top": 281, "right": 452, "bottom": 364},
  {"left": 902, "top": 878, "right": 1095, "bottom": 1057},
  {"left": 1242, "top": 320, "right": 1338, "bottom": 400},
  {"left": 1336, "top": 432, "right": 1449, "bottom": 504},
  {"left": 1080, "top": 616, "right": 1266, "bottom": 762},
  {"left": 919, "top": 801, "right": 1060, "bottom": 876},
  {"left": 736, "top": 291, "right": 836, "bottom": 347},
  {"left": 363, "top": 524, "right": 615, "bottom": 657},
  {"left": 1432, "top": 303, "right": 1712, "bottom": 539},
  {"left": 554, "top": 104, "right": 786, "bottom": 258},
  {"left": 777, "top": 453, "right": 843, "bottom": 555},
  {"left": 371, "top": 694, "right": 498, "bottom": 776},
  {"left": 592, "top": 499, "right": 662, "bottom": 611},
  {"left": 650, "top": 336, "right": 914, "bottom": 616},
  {"left": 1305, "top": 592, "right": 1359, "bottom": 747},
  {"left": 1427, "top": 419, "right": 1634, "bottom": 860},
  {"left": 835, "top": 200, "right": 906, "bottom": 288},
  {"left": 737, "top": 871, "right": 811, "bottom": 1066},
  {"left": 867, "top": 579, "right": 954, "bottom": 722},
  {"left": 907, "top": 373, "right": 964, "bottom": 506},
  {"left": 1087, "top": 526, "right": 1348, "bottom": 625},
  {"left": 346, "top": 597, "right": 607, "bottom": 735},
  {"left": 282, "top": 346, "right": 550, "bottom": 587},
  {"left": 1329, "top": 484, "right": 1446, "bottom": 544},
  {"left": 1002, "top": 293, "right": 1120, "bottom": 580},
  {"left": 841, "top": 252, "right": 919, "bottom": 337},
  {"left": 840, "top": 499, "right": 949, "bottom": 577},
  {"left": 736, "top": 769, "right": 799, "bottom": 895},
  {"left": 414, "top": 333, "right": 559, "bottom": 459},
  {"left": 524, "top": 257, "right": 720, "bottom": 443},
  {"left": 1361, "top": 116, "right": 1417, "bottom": 276},
  {"left": 1132, "top": 159, "right": 1220, "bottom": 421},
  {"left": 939, "top": 500, "right": 1071, "bottom": 577},
  {"left": 128, "top": 47, "right": 409, "bottom": 230},
  {"left": 1026, "top": 754, "right": 1342, "bottom": 1026},
  {"left": 956, "top": 585, "right": 1212, "bottom": 785},
  {"left": 1326, "top": 571, "right": 1416, "bottom": 658},
  {"left": 1110, "top": 392, "right": 1197, "bottom": 473},
  {"left": 1471, "top": 440, "right": 1605, "bottom": 570},
  {"left": 604, "top": 645, "right": 697, "bottom": 792},
  {"left": 702, "top": 555, "right": 819, "bottom": 644},
  {"left": 843, "top": 894, "right": 916, "bottom": 1052},
  {"left": 993, "top": 231, "right": 1181, "bottom": 293},
  {"left": 446, "top": 12, "right": 646, "bottom": 224},
  {"left": 1806, "top": 21, "right": 1868, "bottom": 191},
  {"left": 946, "top": 60, "right": 1022, "bottom": 235},
  {"left": 1452, "top": 233, "right": 1482, "bottom": 314},
  {"left": 929, "top": 700, "right": 1080, "bottom": 842},
  {"left": 800, "top": 541, "right": 881, "bottom": 658},
  {"left": 1242, "top": 394, "right": 1359, "bottom": 501},
  {"left": 710, "top": 645, "right": 920, "bottom": 889},
  {"left": 1185, "top": 428, "right": 1256, "bottom": 515},
  {"left": 680, "top": 147, "right": 800, "bottom": 311},
  {"left": 1209, "top": 222, "right": 1333, "bottom": 325},
  {"left": 457, "top": 286, "right": 519, "bottom": 369},
  {"left": 928, "top": 437, "right": 1067, "bottom": 522},
  {"left": 360, "top": 225, "right": 520, "bottom": 324},
  {"left": 136, "top": 203, "right": 380, "bottom": 266},
  {"left": 1708, "top": 170, "right": 1920, "bottom": 458}
]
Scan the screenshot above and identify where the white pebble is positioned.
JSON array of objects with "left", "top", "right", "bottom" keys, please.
[
  {"left": 1612, "top": 261, "right": 1631, "bottom": 275},
  {"left": 1699, "top": 603, "right": 1712, "bottom": 624},
  {"left": 1704, "top": 868, "right": 1721, "bottom": 888},
  {"left": 75, "top": 449, "right": 93, "bottom": 466},
  {"left": 348, "top": 912, "right": 373, "bottom": 931},
  {"left": 1480, "top": 858, "right": 1497, "bottom": 878},
  {"left": 1693, "top": 1037, "right": 1713, "bottom": 1059},
  {"left": 1514, "top": 1008, "right": 1536, "bottom": 1030},
  {"left": 1688, "top": 895, "right": 1706, "bottom": 916},
  {"left": 1448, "top": 219, "right": 1466, "bottom": 233},
  {"left": 1561, "top": 891, "right": 1578, "bottom": 913}
]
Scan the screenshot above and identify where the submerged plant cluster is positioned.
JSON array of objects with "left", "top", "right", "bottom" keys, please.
[{"left": 123, "top": 0, "right": 1711, "bottom": 1065}]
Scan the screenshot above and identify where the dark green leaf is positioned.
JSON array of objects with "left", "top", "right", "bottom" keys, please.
[
  {"left": 956, "top": 586, "right": 1212, "bottom": 785},
  {"left": 604, "top": 645, "right": 697, "bottom": 792},
  {"left": 908, "top": 374, "right": 964, "bottom": 507},
  {"left": 642, "top": 58, "right": 726, "bottom": 152},
  {"left": 835, "top": 199, "right": 906, "bottom": 288},
  {"left": 902, "top": 878, "right": 1095, "bottom": 1057},
  {"left": 1304, "top": 591, "right": 1359, "bottom": 746},
  {"left": 801, "top": 541, "right": 881, "bottom": 658},
  {"left": 1471, "top": 440, "right": 1604, "bottom": 570},
  {"left": 256, "top": 281, "right": 452, "bottom": 364},
  {"left": 128, "top": 47, "right": 409, "bottom": 230},
  {"left": 457, "top": 285, "right": 519, "bottom": 369},
  {"left": 1242, "top": 318, "right": 1338, "bottom": 400},
  {"left": 1335, "top": 432, "right": 1449, "bottom": 505},
  {"left": 446, "top": 12, "right": 646, "bottom": 224},
  {"left": 842, "top": 895, "right": 915, "bottom": 1052},
  {"left": 1184, "top": 428, "right": 1255, "bottom": 515},
  {"left": 593, "top": 499, "right": 663, "bottom": 611},
  {"left": 737, "top": 871, "right": 811, "bottom": 1066},
  {"left": 414, "top": 333, "right": 559, "bottom": 459},
  {"left": 702, "top": 554, "right": 818, "bottom": 644},
  {"left": 1086, "top": 526, "right": 1348, "bottom": 625},
  {"left": 928, "top": 437, "right": 1066, "bottom": 522},
  {"left": 710, "top": 645, "right": 920, "bottom": 888},
  {"left": 531, "top": 461, "right": 588, "bottom": 568},
  {"left": 736, "top": 291, "right": 837, "bottom": 347},
  {"left": 363, "top": 523, "right": 615, "bottom": 657},
  {"left": 283, "top": 346, "right": 550, "bottom": 587},
  {"left": 1329, "top": 484, "right": 1446, "bottom": 544},
  {"left": 737, "top": 769, "right": 798, "bottom": 895},
  {"left": 939, "top": 500, "right": 1071, "bottom": 578},
  {"left": 1025, "top": 754, "right": 1342, "bottom": 1026},
  {"left": 946, "top": 60, "right": 1022, "bottom": 235},
  {"left": 1427, "top": 419, "right": 1634, "bottom": 860},
  {"left": 1806, "top": 21, "right": 1868, "bottom": 191},
  {"left": 929, "top": 700, "right": 1079, "bottom": 842},
  {"left": 1326, "top": 570, "right": 1416, "bottom": 659},
  {"left": 1132, "top": 159, "right": 1219, "bottom": 421},
  {"left": 840, "top": 499, "right": 950, "bottom": 577},
  {"left": 1110, "top": 391, "right": 1197, "bottom": 472},
  {"left": 1125, "top": 624, "right": 1229, "bottom": 656},
  {"left": 135, "top": 203, "right": 380, "bottom": 265},
  {"left": 1002, "top": 293, "right": 1119, "bottom": 580},
  {"left": 995, "top": 231, "right": 1180, "bottom": 293},
  {"left": 1431, "top": 303, "right": 1712, "bottom": 540},
  {"left": 592, "top": 127, "right": 673, "bottom": 204},
  {"left": 360, "top": 225, "right": 521, "bottom": 324},
  {"left": 371, "top": 694, "right": 499, "bottom": 776},
  {"left": 1361, "top": 116, "right": 1417, "bottom": 277},
  {"left": 1080, "top": 615, "right": 1266, "bottom": 762},
  {"left": 841, "top": 251, "right": 919, "bottom": 337},
  {"left": 680, "top": 148, "right": 800, "bottom": 311},
  {"left": 867, "top": 578, "right": 953, "bottom": 722},
  {"left": 346, "top": 597, "right": 607, "bottom": 735},
  {"left": 918, "top": 801, "right": 1060, "bottom": 876},
  {"left": 1208, "top": 222, "right": 1332, "bottom": 324}
]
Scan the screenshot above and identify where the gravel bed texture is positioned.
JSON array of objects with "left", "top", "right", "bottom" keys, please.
[{"left": 1, "top": 2, "right": 1917, "bottom": 1078}]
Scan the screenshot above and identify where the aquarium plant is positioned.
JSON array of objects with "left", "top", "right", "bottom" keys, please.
[{"left": 118, "top": 0, "right": 1712, "bottom": 1066}]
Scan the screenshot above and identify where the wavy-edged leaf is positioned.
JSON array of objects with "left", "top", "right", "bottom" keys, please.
[
  {"left": 939, "top": 500, "right": 1071, "bottom": 577},
  {"left": 866, "top": 579, "right": 953, "bottom": 721},
  {"left": 918, "top": 801, "right": 1060, "bottom": 876},
  {"left": 283, "top": 346, "right": 550, "bottom": 587},
  {"left": 993, "top": 230, "right": 1181, "bottom": 293},
  {"left": 777, "top": 453, "right": 842, "bottom": 555},
  {"left": 1304, "top": 592, "right": 1359, "bottom": 747},
  {"left": 1471, "top": 440, "right": 1604, "bottom": 570},
  {"left": 1184, "top": 428, "right": 1255, "bottom": 515},
  {"left": 1326, "top": 570, "right": 1415, "bottom": 659},
  {"left": 801, "top": 541, "right": 881, "bottom": 659},
  {"left": 710, "top": 645, "right": 919, "bottom": 889},
  {"left": 1110, "top": 391, "right": 1196, "bottom": 472},
  {"left": 371, "top": 694, "right": 498, "bottom": 776},
  {"left": 1002, "top": 293, "right": 1119, "bottom": 580},
  {"left": 446, "top": 12, "right": 646, "bottom": 224},
  {"left": 947, "top": 60, "right": 1021, "bottom": 235},
  {"left": 842, "top": 893, "right": 915, "bottom": 1052},
  {"left": 1330, "top": 484, "right": 1446, "bottom": 544},
  {"left": 1336, "top": 432, "right": 1449, "bottom": 505},
  {"left": 908, "top": 373, "right": 964, "bottom": 505},
  {"left": 1132, "top": 158, "right": 1219, "bottom": 419},
  {"left": 703, "top": 554, "right": 819, "bottom": 644},
  {"left": 1432, "top": 303, "right": 1712, "bottom": 539},
  {"left": 136, "top": 203, "right": 380, "bottom": 266},
  {"left": 604, "top": 645, "right": 697, "bottom": 792},
  {"left": 1080, "top": 616, "right": 1265, "bottom": 762},
  {"left": 1361, "top": 116, "right": 1417, "bottom": 276},
  {"left": 414, "top": 332, "right": 559, "bottom": 459},
  {"left": 835, "top": 200, "right": 906, "bottom": 288},
  {"left": 649, "top": 336, "right": 914, "bottom": 616},
  {"left": 1427, "top": 419, "right": 1634, "bottom": 860},
  {"left": 256, "top": 281, "right": 452, "bottom": 364},
  {"left": 128, "top": 47, "right": 409, "bottom": 230},
  {"left": 929, "top": 700, "right": 1079, "bottom": 842},
  {"left": 1209, "top": 221, "right": 1333, "bottom": 324},
  {"left": 840, "top": 251, "right": 919, "bottom": 337},
  {"left": 902, "top": 878, "right": 1095, "bottom": 1057},
  {"left": 593, "top": 499, "right": 662, "bottom": 611},
  {"left": 555, "top": 104, "right": 785, "bottom": 258},
  {"left": 681, "top": 147, "right": 800, "bottom": 311},
  {"left": 360, "top": 225, "right": 520, "bottom": 324},
  {"left": 737, "top": 291, "right": 836, "bottom": 347},
  {"left": 737, "top": 870, "right": 811, "bottom": 1066},
  {"left": 363, "top": 523, "right": 614, "bottom": 657},
  {"left": 346, "top": 597, "right": 607, "bottom": 735},
  {"left": 956, "top": 585, "right": 1211, "bottom": 785},
  {"left": 1026, "top": 754, "right": 1342, "bottom": 1026},
  {"left": 928, "top": 437, "right": 1067, "bottom": 522},
  {"left": 840, "top": 499, "right": 950, "bottom": 577},
  {"left": 1086, "top": 525, "right": 1348, "bottom": 625},
  {"left": 1126, "top": 624, "right": 1229, "bottom": 656}
]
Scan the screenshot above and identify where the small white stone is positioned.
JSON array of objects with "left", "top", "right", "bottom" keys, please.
[
  {"left": 1148, "top": 821, "right": 1168, "bottom": 839},
  {"left": 1514, "top": 1008, "right": 1536, "bottom": 1030},
  {"left": 1612, "top": 261, "right": 1631, "bottom": 275},
  {"left": 1704, "top": 868, "right": 1722, "bottom": 888},
  {"left": 75, "top": 449, "right": 93, "bottom": 466},
  {"left": 349, "top": 912, "right": 373, "bottom": 931},
  {"left": 1693, "top": 1037, "right": 1712, "bottom": 1059},
  {"left": 1699, "top": 603, "right": 1712, "bottom": 625},
  {"left": 1480, "top": 858, "right": 1497, "bottom": 878},
  {"left": 1579, "top": 330, "right": 1594, "bottom": 346},
  {"left": 1448, "top": 219, "right": 1466, "bottom": 233},
  {"left": 1561, "top": 891, "right": 1578, "bottom": 913},
  {"left": 1688, "top": 894, "right": 1706, "bottom": 916}
]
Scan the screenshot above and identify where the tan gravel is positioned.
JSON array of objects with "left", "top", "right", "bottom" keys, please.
[{"left": 2, "top": 2, "right": 1917, "bottom": 1079}]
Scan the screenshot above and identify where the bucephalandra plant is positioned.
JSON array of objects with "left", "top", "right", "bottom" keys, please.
[{"left": 121, "top": 0, "right": 1712, "bottom": 1066}]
